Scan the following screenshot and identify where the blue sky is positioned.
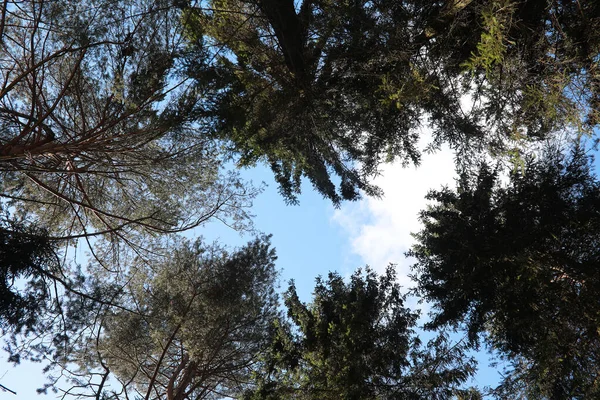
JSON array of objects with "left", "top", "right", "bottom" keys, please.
[{"left": 0, "top": 132, "right": 505, "bottom": 397}]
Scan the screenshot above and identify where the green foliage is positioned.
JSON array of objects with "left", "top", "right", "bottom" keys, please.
[
  {"left": 88, "top": 236, "right": 279, "bottom": 399},
  {"left": 181, "top": 0, "right": 600, "bottom": 204},
  {"left": 184, "top": 0, "right": 448, "bottom": 204},
  {"left": 462, "top": 0, "right": 516, "bottom": 76},
  {"left": 5, "top": 2, "right": 600, "bottom": 398},
  {"left": 458, "top": 0, "right": 600, "bottom": 137},
  {"left": 410, "top": 144, "right": 600, "bottom": 397},
  {"left": 0, "top": 206, "right": 58, "bottom": 336},
  {"left": 245, "top": 266, "right": 478, "bottom": 399}
]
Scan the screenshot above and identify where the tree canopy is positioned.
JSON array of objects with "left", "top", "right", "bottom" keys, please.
[
  {"left": 2, "top": 1, "right": 600, "bottom": 398},
  {"left": 245, "top": 266, "right": 479, "bottom": 399},
  {"left": 410, "top": 144, "right": 600, "bottom": 398},
  {"left": 0, "top": 1, "right": 262, "bottom": 367},
  {"left": 182, "top": 0, "right": 600, "bottom": 203},
  {"left": 3, "top": 0, "right": 600, "bottom": 220},
  {"left": 0, "top": 0, "right": 258, "bottom": 246},
  {"left": 23, "top": 236, "right": 279, "bottom": 400},
  {"left": 0, "top": 205, "right": 58, "bottom": 335}
]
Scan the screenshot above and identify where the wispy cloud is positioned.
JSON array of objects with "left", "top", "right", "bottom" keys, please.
[{"left": 332, "top": 130, "right": 457, "bottom": 289}]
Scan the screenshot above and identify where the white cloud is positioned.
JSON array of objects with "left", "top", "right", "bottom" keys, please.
[
  {"left": 330, "top": 105, "right": 502, "bottom": 388},
  {"left": 332, "top": 130, "right": 457, "bottom": 289}
]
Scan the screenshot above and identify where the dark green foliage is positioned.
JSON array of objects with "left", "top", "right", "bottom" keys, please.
[
  {"left": 185, "top": 0, "right": 454, "bottom": 204},
  {"left": 410, "top": 145, "right": 600, "bottom": 397},
  {"left": 5, "top": 1, "right": 600, "bottom": 397},
  {"left": 0, "top": 208, "right": 57, "bottom": 335},
  {"left": 245, "top": 266, "right": 478, "bottom": 399},
  {"left": 183, "top": 0, "right": 600, "bottom": 204}
]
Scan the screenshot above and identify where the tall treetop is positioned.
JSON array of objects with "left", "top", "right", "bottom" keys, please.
[
  {"left": 410, "top": 144, "right": 600, "bottom": 398},
  {"left": 183, "top": 0, "right": 600, "bottom": 204}
]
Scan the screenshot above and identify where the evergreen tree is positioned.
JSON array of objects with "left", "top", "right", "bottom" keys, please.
[
  {"left": 183, "top": 0, "right": 600, "bottom": 204},
  {"left": 45, "top": 236, "right": 280, "bottom": 400},
  {"left": 411, "top": 144, "right": 600, "bottom": 397},
  {"left": 0, "top": 205, "right": 58, "bottom": 335},
  {"left": 245, "top": 266, "right": 479, "bottom": 399},
  {"left": 0, "top": 0, "right": 258, "bottom": 243}
]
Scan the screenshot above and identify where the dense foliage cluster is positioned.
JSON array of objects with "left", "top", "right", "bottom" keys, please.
[
  {"left": 245, "top": 267, "right": 478, "bottom": 399},
  {"left": 0, "top": 0, "right": 600, "bottom": 398},
  {"left": 184, "top": 0, "right": 600, "bottom": 203},
  {"left": 411, "top": 146, "right": 600, "bottom": 397},
  {"left": 92, "top": 237, "right": 279, "bottom": 399},
  {"left": 0, "top": 208, "right": 57, "bottom": 334}
]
